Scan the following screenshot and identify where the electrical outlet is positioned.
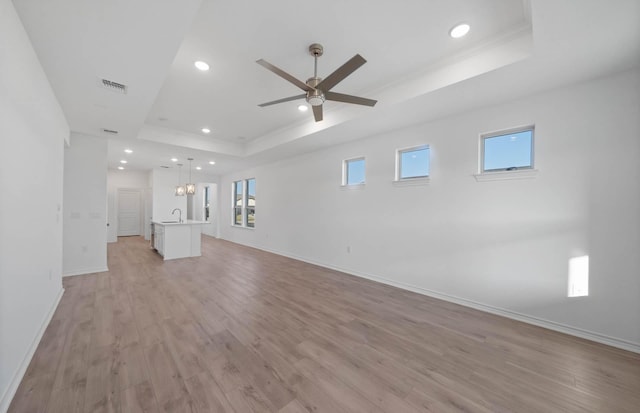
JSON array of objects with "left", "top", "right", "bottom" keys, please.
[
  {"left": 82, "top": 245, "right": 88, "bottom": 253},
  {"left": 346, "top": 246, "right": 351, "bottom": 253}
]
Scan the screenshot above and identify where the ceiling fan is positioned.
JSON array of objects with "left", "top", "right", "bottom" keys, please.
[{"left": 256, "top": 43, "right": 377, "bottom": 122}]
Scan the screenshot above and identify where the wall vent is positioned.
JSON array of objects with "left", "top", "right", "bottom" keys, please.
[
  {"left": 160, "top": 165, "right": 170, "bottom": 168},
  {"left": 102, "top": 128, "right": 119, "bottom": 134},
  {"left": 99, "top": 78, "right": 128, "bottom": 94}
]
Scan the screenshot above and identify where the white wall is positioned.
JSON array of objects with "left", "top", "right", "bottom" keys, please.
[
  {"left": 0, "top": 0, "right": 69, "bottom": 410},
  {"left": 152, "top": 167, "right": 188, "bottom": 222},
  {"left": 107, "top": 169, "right": 151, "bottom": 242},
  {"left": 62, "top": 133, "right": 108, "bottom": 276},
  {"left": 220, "top": 69, "right": 640, "bottom": 351}
]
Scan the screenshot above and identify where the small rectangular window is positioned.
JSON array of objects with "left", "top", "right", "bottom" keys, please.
[
  {"left": 398, "top": 145, "right": 430, "bottom": 180},
  {"left": 344, "top": 157, "right": 365, "bottom": 185},
  {"left": 482, "top": 126, "right": 534, "bottom": 172},
  {"left": 233, "top": 180, "right": 243, "bottom": 226},
  {"left": 245, "top": 178, "right": 256, "bottom": 228}
]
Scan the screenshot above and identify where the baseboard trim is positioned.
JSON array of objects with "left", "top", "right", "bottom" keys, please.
[
  {"left": 352, "top": 272, "right": 640, "bottom": 354},
  {"left": 235, "top": 240, "right": 640, "bottom": 354},
  {"left": 63, "top": 266, "right": 109, "bottom": 277},
  {"left": 0, "top": 287, "right": 64, "bottom": 413}
]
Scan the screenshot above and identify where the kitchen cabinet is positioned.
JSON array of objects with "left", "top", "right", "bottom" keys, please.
[{"left": 152, "top": 220, "right": 206, "bottom": 260}]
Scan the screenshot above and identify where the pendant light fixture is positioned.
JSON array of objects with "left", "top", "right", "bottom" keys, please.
[
  {"left": 186, "top": 158, "right": 196, "bottom": 195},
  {"left": 175, "top": 163, "right": 186, "bottom": 196}
]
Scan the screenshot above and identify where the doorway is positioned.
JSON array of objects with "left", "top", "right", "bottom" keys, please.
[
  {"left": 117, "top": 188, "right": 142, "bottom": 236},
  {"left": 201, "top": 183, "right": 218, "bottom": 237}
]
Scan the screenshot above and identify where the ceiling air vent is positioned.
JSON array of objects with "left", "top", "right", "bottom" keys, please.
[
  {"left": 102, "top": 128, "right": 118, "bottom": 134},
  {"left": 160, "top": 166, "right": 170, "bottom": 169},
  {"left": 99, "top": 78, "right": 128, "bottom": 94}
]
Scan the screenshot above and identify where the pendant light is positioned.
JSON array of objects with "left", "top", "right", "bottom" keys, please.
[
  {"left": 175, "top": 163, "right": 186, "bottom": 196},
  {"left": 186, "top": 158, "right": 196, "bottom": 195}
]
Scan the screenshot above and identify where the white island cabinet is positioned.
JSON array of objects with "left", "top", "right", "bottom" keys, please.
[{"left": 152, "top": 220, "right": 207, "bottom": 260}]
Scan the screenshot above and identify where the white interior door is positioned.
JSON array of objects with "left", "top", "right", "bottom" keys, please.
[{"left": 117, "top": 189, "right": 142, "bottom": 236}]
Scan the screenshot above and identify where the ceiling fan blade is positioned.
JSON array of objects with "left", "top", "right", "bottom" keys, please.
[
  {"left": 258, "top": 94, "right": 306, "bottom": 107},
  {"left": 316, "top": 54, "right": 366, "bottom": 92},
  {"left": 312, "top": 105, "right": 323, "bottom": 122},
  {"left": 256, "top": 59, "right": 314, "bottom": 92},
  {"left": 325, "top": 91, "right": 377, "bottom": 107}
]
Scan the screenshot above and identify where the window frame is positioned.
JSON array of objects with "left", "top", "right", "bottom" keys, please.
[
  {"left": 232, "top": 180, "right": 243, "bottom": 226},
  {"left": 204, "top": 185, "right": 211, "bottom": 221},
  {"left": 232, "top": 178, "right": 255, "bottom": 228},
  {"left": 245, "top": 178, "right": 255, "bottom": 228},
  {"left": 480, "top": 125, "right": 535, "bottom": 174},
  {"left": 342, "top": 157, "right": 366, "bottom": 187},
  {"left": 396, "top": 144, "right": 430, "bottom": 181}
]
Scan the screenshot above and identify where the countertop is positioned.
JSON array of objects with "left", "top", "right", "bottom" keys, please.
[{"left": 152, "top": 220, "right": 208, "bottom": 226}]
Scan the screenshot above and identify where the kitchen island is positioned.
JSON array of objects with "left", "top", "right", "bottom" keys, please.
[{"left": 152, "top": 220, "right": 207, "bottom": 260}]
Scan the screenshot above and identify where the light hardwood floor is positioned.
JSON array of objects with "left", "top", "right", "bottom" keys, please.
[{"left": 8, "top": 236, "right": 640, "bottom": 412}]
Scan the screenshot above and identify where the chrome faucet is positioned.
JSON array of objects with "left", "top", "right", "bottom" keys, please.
[{"left": 171, "top": 208, "right": 183, "bottom": 223}]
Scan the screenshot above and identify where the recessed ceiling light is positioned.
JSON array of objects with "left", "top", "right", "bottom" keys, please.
[
  {"left": 171, "top": 158, "right": 178, "bottom": 162},
  {"left": 298, "top": 104, "right": 308, "bottom": 112},
  {"left": 196, "top": 166, "right": 202, "bottom": 170},
  {"left": 120, "top": 160, "right": 127, "bottom": 164},
  {"left": 117, "top": 166, "right": 124, "bottom": 170},
  {"left": 450, "top": 23, "right": 470, "bottom": 38},
  {"left": 194, "top": 61, "right": 210, "bottom": 71},
  {"left": 202, "top": 128, "right": 211, "bottom": 134},
  {"left": 124, "top": 148, "right": 133, "bottom": 154},
  {"left": 209, "top": 161, "right": 216, "bottom": 165}
]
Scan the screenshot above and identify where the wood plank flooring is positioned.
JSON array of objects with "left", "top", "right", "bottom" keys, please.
[{"left": 8, "top": 236, "right": 640, "bottom": 412}]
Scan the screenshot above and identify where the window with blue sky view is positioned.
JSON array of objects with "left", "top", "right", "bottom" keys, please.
[
  {"left": 482, "top": 127, "right": 533, "bottom": 172},
  {"left": 345, "top": 158, "right": 365, "bottom": 185},
  {"left": 247, "top": 178, "right": 256, "bottom": 202},
  {"left": 399, "top": 146, "right": 430, "bottom": 179}
]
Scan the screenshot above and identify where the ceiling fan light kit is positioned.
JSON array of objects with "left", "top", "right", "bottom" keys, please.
[
  {"left": 306, "top": 86, "right": 325, "bottom": 106},
  {"left": 257, "top": 43, "right": 377, "bottom": 122}
]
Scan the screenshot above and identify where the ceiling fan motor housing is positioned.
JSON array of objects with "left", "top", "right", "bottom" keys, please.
[
  {"left": 308, "top": 43, "right": 324, "bottom": 57},
  {"left": 306, "top": 76, "right": 325, "bottom": 106}
]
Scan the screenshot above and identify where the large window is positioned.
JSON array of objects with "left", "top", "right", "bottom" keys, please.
[
  {"left": 481, "top": 126, "right": 534, "bottom": 172},
  {"left": 343, "top": 157, "right": 366, "bottom": 186},
  {"left": 204, "top": 185, "right": 211, "bottom": 221},
  {"left": 233, "top": 180, "right": 243, "bottom": 226},
  {"left": 397, "top": 145, "right": 430, "bottom": 180},
  {"left": 232, "top": 178, "right": 255, "bottom": 228},
  {"left": 246, "top": 178, "right": 255, "bottom": 228}
]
